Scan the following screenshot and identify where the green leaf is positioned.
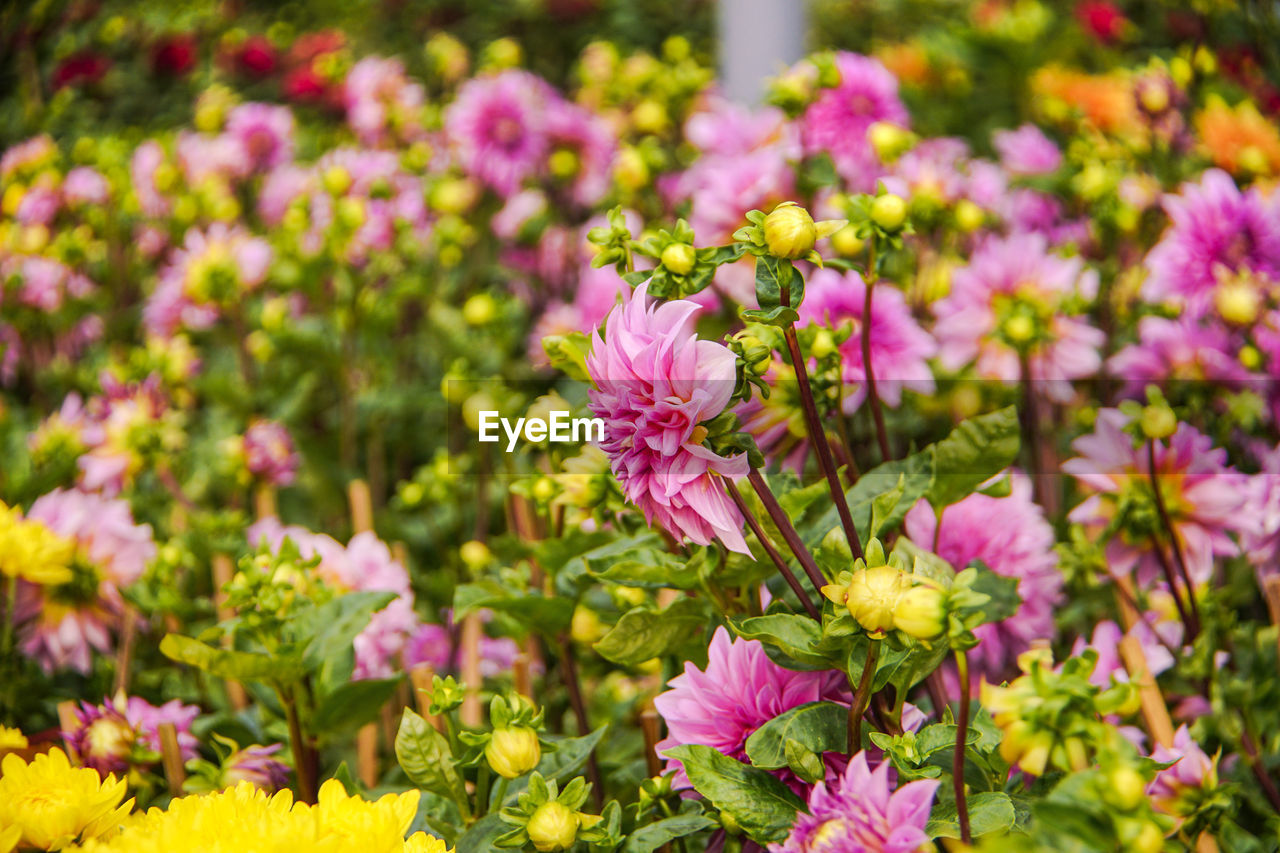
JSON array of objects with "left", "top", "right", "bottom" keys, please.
[
  {"left": 927, "top": 406, "right": 1020, "bottom": 510},
  {"left": 160, "top": 634, "right": 301, "bottom": 684},
  {"left": 740, "top": 306, "right": 800, "bottom": 327},
  {"left": 663, "top": 744, "right": 804, "bottom": 845},
  {"left": 620, "top": 815, "right": 717, "bottom": 853},
  {"left": 927, "top": 791, "right": 1017, "bottom": 839},
  {"left": 966, "top": 561, "right": 1021, "bottom": 624},
  {"left": 730, "top": 614, "right": 840, "bottom": 669},
  {"left": 454, "top": 583, "right": 574, "bottom": 639},
  {"left": 784, "top": 738, "right": 825, "bottom": 784},
  {"left": 395, "top": 709, "right": 468, "bottom": 809},
  {"left": 301, "top": 591, "right": 397, "bottom": 686},
  {"left": 593, "top": 597, "right": 707, "bottom": 666},
  {"left": 744, "top": 702, "right": 847, "bottom": 770},
  {"left": 313, "top": 676, "right": 402, "bottom": 735},
  {"left": 455, "top": 815, "right": 509, "bottom": 853}
]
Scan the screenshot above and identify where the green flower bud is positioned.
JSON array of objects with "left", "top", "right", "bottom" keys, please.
[
  {"left": 844, "top": 565, "right": 911, "bottom": 636},
  {"left": 810, "top": 329, "right": 837, "bottom": 359},
  {"left": 527, "top": 801, "right": 579, "bottom": 852},
  {"left": 463, "top": 293, "right": 497, "bottom": 326},
  {"left": 460, "top": 540, "right": 491, "bottom": 569},
  {"left": 660, "top": 242, "right": 697, "bottom": 276},
  {"left": 323, "top": 165, "right": 353, "bottom": 196},
  {"left": 830, "top": 224, "right": 865, "bottom": 257},
  {"left": 485, "top": 726, "right": 541, "bottom": 779},
  {"left": 954, "top": 199, "right": 985, "bottom": 233},
  {"left": 1139, "top": 404, "right": 1177, "bottom": 441},
  {"left": 1109, "top": 764, "right": 1147, "bottom": 812},
  {"left": 867, "top": 122, "right": 913, "bottom": 162},
  {"left": 894, "top": 585, "right": 946, "bottom": 640},
  {"left": 870, "top": 194, "right": 907, "bottom": 232},
  {"left": 763, "top": 202, "right": 817, "bottom": 259}
]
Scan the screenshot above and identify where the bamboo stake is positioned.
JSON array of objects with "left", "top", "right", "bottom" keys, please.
[
  {"left": 254, "top": 484, "right": 277, "bottom": 520},
  {"left": 212, "top": 554, "right": 249, "bottom": 710},
  {"left": 410, "top": 664, "right": 445, "bottom": 731},
  {"left": 460, "top": 614, "right": 483, "bottom": 727},
  {"left": 57, "top": 701, "right": 80, "bottom": 761},
  {"left": 640, "top": 703, "right": 663, "bottom": 778},
  {"left": 1112, "top": 575, "right": 1174, "bottom": 749},
  {"left": 348, "top": 479, "right": 374, "bottom": 536},
  {"left": 1264, "top": 576, "right": 1280, "bottom": 668},
  {"left": 349, "top": 479, "right": 382, "bottom": 780},
  {"left": 113, "top": 606, "right": 137, "bottom": 696},
  {"left": 513, "top": 653, "right": 532, "bottom": 699},
  {"left": 158, "top": 721, "right": 186, "bottom": 793}
]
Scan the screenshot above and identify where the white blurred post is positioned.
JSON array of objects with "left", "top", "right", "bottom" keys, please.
[{"left": 718, "top": 0, "right": 807, "bottom": 104}]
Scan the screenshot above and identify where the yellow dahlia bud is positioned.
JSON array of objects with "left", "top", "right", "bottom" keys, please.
[
  {"left": 830, "top": 224, "right": 865, "bottom": 257},
  {"left": 661, "top": 243, "right": 697, "bottom": 275},
  {"left": 614, "top": 147, "right": 649, "bottom": 191},
  {"left": 323, "top": 165, "right": 352, "bottom": 196},
  {"left": 485, "top": 726, "right": 541, "bottom": 779},
  {"left": 1139, "top": 404, "right": 1177, "bottom": 441},
  {"left": 810, "top": 329, "right": 837, "bottom": 359},
  {"left": 460, "top": 539, "right": 491, "bottom": 570},
  {"left": 1109, "top": 764, "right": 1146, "bottom": 811},
  {"left": 764, "top": 202, "right": 817, "bottom": 259},
  {"left": 549, "top": 149, "right": 579, "bottom": 180},
  {"left": 954, "top": 199, "right": 985, "bottom": 233},
  {"left": 463, "top": 293, "right": 498, "bottom": 326},
  {"left": 845, "top": 565, "right": 911, "bottom": 636},
  {"left": 1215, "top": 279, "right": 1261, "bottom": 325},
  {"left": 1131, "top": 821, "right": 1166, "bottom": 853},
  {"left": 1003, "top": 314, "right": 1035, "bottom": 344},
  {"left": 631, "top": 99, "right": 668, "bottom": 134},
  {"left": 894, "top": 585, "right": 946, "bottom": 640},
  {"left": 1241, "top": 344, "right": 1263, "bottom": 370},
  {"left": 1, "top": 184, "right": 25, "bottom": 217},
  {"left": 431, "top": 178, "right": 479, "bottom": 215},
  {"left": 867, "top": 122, "right": 913, "bottom": 162},
  {"left": 527, "top": 801, "right": 579, "bottom": 852},
  {"left": 870, "top": 194, "right": 907, "bottom": 232},
  {"left": 1239, "top": 145, "right": 1269, "bottom": 176}
]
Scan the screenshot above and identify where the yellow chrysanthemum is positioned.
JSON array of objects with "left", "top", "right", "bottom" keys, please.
[
  {"left": 1, "top": 825, "right": 22, "bottom": 853},
  {"left": 0, "top": 502, "right": 76, "bottom": 586},
  {"left": 71, "top": 780, "right": 431, "bottom": 853},
  {"left": 0, "top": 748, "right": 133, "bottom": 851},
  {"left": 0, "top": 726, "right": 28, "bottom": 751},
  {"left": 404, "top": 832, "right": 452, "bottom": 853}
]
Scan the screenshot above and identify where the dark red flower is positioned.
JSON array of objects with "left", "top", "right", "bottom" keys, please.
[
  {"left": 152, "top": 33, "right": 198, "bottom": 76},
  {"left": 288, "top": 30, "right": 345, "bottom": 66},
  {"left": 1076, "top": 0, "right": 1127, "bottom": 44},
  {"left": 283, "top": 65, "right": 328, "bottom": 101},
  {"left": 236, "top": 35, "right": 277, "bottom": 76},
  {"left": 51, "top": 52, "right": 110, "bottom": 90}
]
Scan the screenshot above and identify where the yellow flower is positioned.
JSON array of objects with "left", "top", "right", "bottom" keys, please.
[
  {"left": 0, "top": 726, "right": 28, "bottom": 751},
  {"left": 486, "top": 726, "right": 542, "bottom": 780},
  {"left": 0, "top": 748, "right": 133, "bottom": 851},
  {"left": 315, "top": 778, "right": 420, "bottom": 850},
  {"left": 527, "top": 801, "right": 579, "bottom": 852},
  {"left": 843, "top": 565, "right": 912, "bottom": 636},
  {"left": 0, "top": 503, "right": 76, "bottom": 586},
  {"left": 404, "top": 832, "right": 452, "bottom": 853}
]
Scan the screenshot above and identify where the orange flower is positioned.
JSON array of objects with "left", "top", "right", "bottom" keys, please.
[
  {"left": 1195, "top": 95, "right": 1280, "bottom": 177},
  {"left": 876, "top": 41, "right": 930, "bottom": 87},
  {"left": 1031, "top": 65, "right": 1141, "bottom": 137}
]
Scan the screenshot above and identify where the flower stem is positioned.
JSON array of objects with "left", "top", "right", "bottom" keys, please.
[
  {"left": 781, "top": 326, "right": 864, "bottom": 560},
  {"left": 281, "top": 685, "right": 318, "bottom": 804},
  {"left": 1146, "top": 439, "right": 1201, "bottom": 638},
  {"left": 559, "top": 634, "right": 604, "bottom": 810},
  {"left": 1017, "top": 350, "right": 1049, "bottom": 510},
  {"left": 859, "top": 243, "right": 892, "bottom": 462},
  {"left": 491, "top": 776, "right": 511, "bottom": 812},
  {"left": 475, "top": 764, "right": 491, "bottom": 817},
  {"left": 726, "top": 479, "right": 821, "bottom": 619},
  {"left": 954, "top": 649, "right": 972, "bottom": 845},
  {"left": 847, "top": 640, "right": 880, "bottom": 753},
  {"left": 747, "top": 468, "right": 829, "bottom": 593},
  {"left": 2, "top": 575, "right": 16, "bottom": 721}
]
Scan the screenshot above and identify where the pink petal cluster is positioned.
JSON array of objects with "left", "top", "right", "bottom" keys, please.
[
  {"left": 992, "top": 124, "right": 1063, "bottom": 176},
  {"left": 1148, "top": 725, "right": 1218, "bottom": 814},
  {"left": 144, "top": 223, "right": 272, "bottom": 338},
  {"left": 248, "top": 518, "right": 420, "bottom": 679},
  {"left": 586, "top": 282, "right": 750, "bottom": 553},
  {"left": 74, "top": 374, "right": 172, "bottom": 495},
  {"left": 932, "top": 233, "right": 1102, "bottom": 401},
  {"left": 18, "top": 489, "right": 155, "bottom": 674},
  {"left": 1063, "top": 409, "right": 1247, "bottom": 586},
  {"left": 344, "top": 56, "right": 427, "bottom": 147},
  {"left": 903, "top": 473, "right": 1062, "bottom": 680},
  {"left": 65, "top": 694, "right": 200, "bottom": 776},
  {"left": 798, "top": 52, "right": 908, "bottom": 192},
  {"left": 799, "top": 268, "right": 937, "bottom": 412},
  {"left": 243, "top": 419, "right": 300, "bottom": 486},
  {"left": 1107, "top": 315, "right": 1256, "bottom": 396},
  {"left": 225, "top": 102, "right": 297, "bottom": 172},
  {"left": 445, "top": 70, "right": 557, "bottom": 196},
  {"left": 769, "top": 751, "right": 939, "bottom": 853},
  {"left": 1143, "top": 169, "right": 1280, "bottom": 315},
  {"left": 654, "top": 628, "right": 847, "bottom": 792}
]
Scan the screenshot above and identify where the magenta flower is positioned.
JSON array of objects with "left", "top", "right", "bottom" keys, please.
[
  {"left": 17, "top": 489, "right": 154, "bottom": 674},
  {"left": 1063, "top": 409, "right": 1247, "bottom": 586},
  {"left": 1107, "top": 316, "right": 1256, "bottom": 396},
  {"left": 799, "top": 268, "right": 937, "bottom": 412},
  {"left": 882, "top": 137, "right": 972, "bottom": 205},
  {"left": 65, "top": 695, "right": 199, "bottom": 776},
  {"left": 445, "top": 70, "right": 556, "bottom": 196},
  {"left": 798, "top": 52, "right": 908, "bottom": 192},
  {"left": 62, "top": 166, "right": 110, "bottom": 205},
  {"left": 344, "top": 56, "right": 427, "bottom": 147},
  {"left": 903, "top": 472, "right": 1062, "bottom": 680},
  {"left": 587, "top": 282, "right": 751, "bottom": 553},
  {"left": 932, "top": 233, "right": 1102, "bottom": 401},
  {"left": 1143, "top": 169, "right": 1280, "bottom": 315},
  {"left": 993, "top": 124, "right": 1063, "bottom": 176},
  {"left": 402, "top": 622, "right": 451, "bottom": 672},
  {"left": 176, "top": 130, "right": 250, "bottom": 184},
  {"left": 770, "top": 750, "right": 939, "bottom": 853},
  {"left": 243, "top": 419, "right": 300, "bottom": 487},
  {"left": 0, "top": 135, "right": 56, "bottom": 180},
  {"left": 654, "top": 628, "right": 847, "bottom": 792},
  {"left": 15, "top": 185, "right": 60, "bottom": 225},
  {"left": 546, "top": 99, "right": 617, "bottom": 207},
  {"left": 144, "top": 224, "right": 272, "bottom": 338},
  {"left": 225, "top": 102, "right": 296, "bottom": 172},
  {"left": 130, "top": 140, "right": 172, "bottom": 217},
  {"left": 1148, "top": 725, "right": 1218, "bottom": 816},
  {"left": 223, "top": 743, "right": 291, "bottom": 791}
]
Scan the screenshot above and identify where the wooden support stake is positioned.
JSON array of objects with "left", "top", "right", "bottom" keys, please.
[
  {"left": 113, "top": 606, "right": 137, "bottom": 696},
  {"left": 410, "top": 664, "right": 444, "bottom": 731},
  {"left": 57, "top": 701, "right": 81, "bottom": 761},
  {"left": 348, "top": 479, "right": 374, "bottom": 534},
  {"left": 513, "top": 653, "right": 532, "bottom": 699},
  {"left": 158, "top": 721, "right": 186, "bottom": 793},
  {"left": 357, "top": 723, "right": 380, "bottom": 788},
  {"left": 640, "top": 703, "right": 663, "bottom": 779},
  {"left": 460, "top": 614, "right": 483, "bottom": 727},
  {"left": 1118, "top": 633, "right": 1175, "bottom": 750},
  {"left": 212, "top": 554, "right": 248, "bottom": 710},
  {"left": 254, "top": 484, "right": 277, "bottom": 521},
  {"left": 1264, "top": 576, "right": 1280, "bottom": 668}
]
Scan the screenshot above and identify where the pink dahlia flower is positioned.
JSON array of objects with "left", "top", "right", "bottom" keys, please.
[
  {"left": 1148, "top": 725, "right": 1218, "bottom": 817},
  {"left": 1143, "top": 169, "right": 1280, "bottom": 315},
  {"left": 144, "top": 224, "right": 272, "bottom": 338},
  {"left": 798, "top": 52, "right": 908, "bottom": 192},
  {"left": 65, "top": 695, "right": 200, "bottom": 776},
  {"left": 62, "top": 166, "right": 110, "bottom": 205},
  {"left": 223, "top": 743, "right": 291, "bottom": 791},
  {"left": 1107, "top": 315, "right": 1256, "bottom": 396},
  {"left": 903, "top": 472, "right": 1062, "bottom": 680},
  {"left": 881, "top": 137, "right": 972, "bottom": 206},
  {"left": 587, "top": 282, "right": 750, "bottom": 553},
  {"left": 18, "top": 489, "right": 155, "bottom": 674},
  {"left": 654, "top": 628, "right": 847, "bottom": 792},
  {"left": 0, "top": 135, "right": 56, "bottom": 180},
  {"left": 344, "top": 56, "right": 427, "bottom": 147},
  {"left": 546, "top": 99, "right": 617, "bottom": 207},
  {"left": 799, "top": 268, "right": 937, "bottom": 412},
  {"left": 932, "top": 233, "right": 1102, "bottom": 401},
  {"left": 1063, "top": 409, "right": 1247, "bottom": 586},
  {"left": 247, "top": 519, "right": 419, "bottom": 679},
  {"left": 243, "top": 419, "right": 300, "bottom": 487},
  {"left": 225, "top": 102, "right": 296, "bottom": 172},
  {"left": 992, "top": 124, "right": 1063, "bottom": 176},
  {"left": 770, "top": 750, "right": 939, "bottom": 853},
  {"left": 445, "top": 70, "right": 556, "bottom": 196}
]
